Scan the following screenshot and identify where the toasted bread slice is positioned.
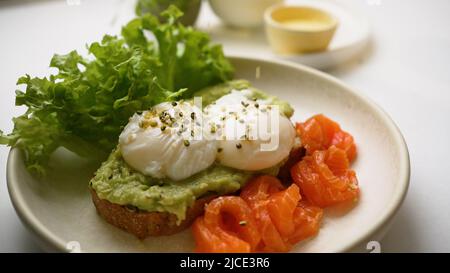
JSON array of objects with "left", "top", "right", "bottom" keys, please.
[{"left": 91, "top": 189, "right": 214, "bottom": 239}]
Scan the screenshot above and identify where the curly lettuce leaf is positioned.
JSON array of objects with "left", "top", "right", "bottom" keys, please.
[
  {"left": 0, "top": 6, "right": 234, "bottom": 176},
  {"left": 135, "top": 0, "right": 201, "bottom": 26}
]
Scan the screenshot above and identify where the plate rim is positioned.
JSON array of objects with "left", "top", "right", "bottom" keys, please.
[{"left": 6, "top": 56, "right": 410, "bottom": 253}]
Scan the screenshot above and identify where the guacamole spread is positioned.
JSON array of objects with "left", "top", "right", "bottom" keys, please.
[{"left": 90, "top": 80, "right": 294, "bottom": 223}]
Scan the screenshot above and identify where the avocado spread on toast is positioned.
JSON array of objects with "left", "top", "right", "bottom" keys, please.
[{"left": 90, "top": 80, "right": 293, "bottom": 223}]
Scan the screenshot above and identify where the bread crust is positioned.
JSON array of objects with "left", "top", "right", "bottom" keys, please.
[{"left": 91, "top": 189, "right": 213, "bottom": 239}]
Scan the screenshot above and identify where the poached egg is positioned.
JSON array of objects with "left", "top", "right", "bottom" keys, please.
[
  {"left": 119, "top": 101, "right": 217, "bottom": 181},
  {"left": 204, "top": 90, "right": 296, "bottom": 171},
  {"left": 119, "top": 90, "right": 296, "bottom": 180}
]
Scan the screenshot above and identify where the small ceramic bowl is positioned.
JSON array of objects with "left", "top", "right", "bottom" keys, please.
[
  {"left": 265, "top": 5, "right": 338, "bottom": 54},
  {"left": 209, "top": 0, "right": 284, "bottom": 28}
]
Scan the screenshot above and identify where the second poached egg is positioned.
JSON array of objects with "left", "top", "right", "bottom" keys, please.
[{"left": 204, "top": 90, "right": 296, "bottom": 171}]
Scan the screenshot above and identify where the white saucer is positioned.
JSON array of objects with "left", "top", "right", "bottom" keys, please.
[{"left": 198, "top": 0, "right": 371, "bottom": 69}]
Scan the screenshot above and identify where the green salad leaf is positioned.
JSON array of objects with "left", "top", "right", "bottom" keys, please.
[
  {"left": 136, "top": 0, "right": 194, "bottom": 17},
  {"left": 135, "top": 0, "right": 201, "bottom": 26},
  {"left": 0, "top": 6, "right": 234, "bottom": 176}
]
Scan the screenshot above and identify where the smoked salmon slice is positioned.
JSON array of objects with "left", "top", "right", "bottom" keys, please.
[
  {"left": 192, "top": 196, "right": 261, "bottom": 253},
  {"left": 296, "top": 114, "right": 357, "bottom": 162},
  {"left": 288, "top": 201, "right": 324, "bottom": 244},
  {"left": 192, "top": 216, "right": 251, "bottom": 253},
  {"left": 290, "top": 146, "right": 359, "bottom": 208},
  {"left": 241, "top": 176, "right": 323, "bottom": 252},
  {"left": 266, "top": 184, "right": 300, "bottom": 237},
  {"left": 240, "top": 176, "right": 291, "bottom": 252}
]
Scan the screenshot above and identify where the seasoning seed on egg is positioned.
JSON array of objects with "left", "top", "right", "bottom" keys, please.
[
  {"left": 127, "top": 133, "right": 136, "bottom": 143},
  {"left": 241, "top": 101, "right": 249, "bottom": 108}
]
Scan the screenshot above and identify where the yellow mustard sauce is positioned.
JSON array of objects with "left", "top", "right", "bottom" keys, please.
[{"left": 280, "top": 18, "right": 331, "bottom": 31}]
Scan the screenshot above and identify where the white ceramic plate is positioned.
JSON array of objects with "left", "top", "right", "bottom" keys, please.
[
  {"left": 7, "top": 57, "right": 409, "bottom": 253},
  {"left": 198, "top": 0, "right": 371, "bottom": 69}
]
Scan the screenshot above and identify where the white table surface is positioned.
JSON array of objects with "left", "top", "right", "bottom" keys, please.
[{"left": 1, "top": 0, "right": 449, "bottom": 253}]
